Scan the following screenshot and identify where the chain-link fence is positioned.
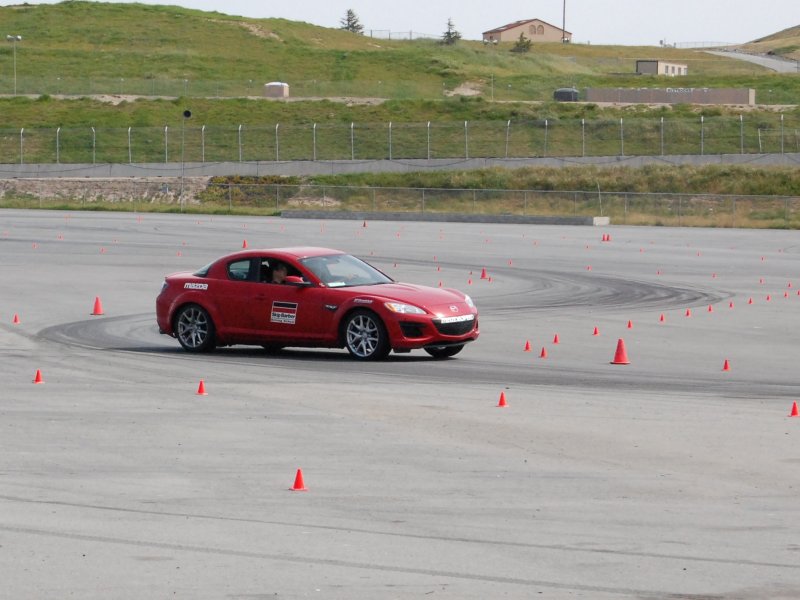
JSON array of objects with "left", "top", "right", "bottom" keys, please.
[
  {"left": 1, "top": 181, "right": 797, "bottom": 229},
  {"left": 1, "top": 115, "right": 798, "bottom": 165},
  {"left": 0, "top": 73, "right": 797, "bottom": 103}
]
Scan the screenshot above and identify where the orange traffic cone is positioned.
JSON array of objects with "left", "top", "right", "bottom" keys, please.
[
  {"left": 242, "top": 239, "right": 248, "bottom": 248},
  {"left": 611, "top": 338, "right": 630, "bottom": 365},
  {"left": 33, "top": 369, "right": 44, "bottom": 384},
  {"left": 523, "top": 340, "right": 531, "bottom": 352},
  {"left": 729, "top": 301, "right": 735, "bottom": 309},
  {"left": 196, "top": 379, "right": 208, "bottom": 395},
  {"left": 722, "top": 359, "right": 731, "bottom": 372},
  {"left": 707, "top": 304, "right": 714, "bottom": 313},
  {"left": 685, "top": 308, "right": 692, "bottom": 317},
  {"left": 659, "top": 313, "right": 665, "bottom": 322},
  {"left": 497, "top": 391, "right": 507, "bottom": 408},
  {"left": 539, "top": 347, "right": 548, "bottom": 359},
  {"left": 291, "top": 468, "right": 308, "bottom": 491},
  {"left": 552, "top": 334, "right": 560, "bottom": 344},
  {"left": 627, "top": 320, "right": 633, "bottom": 329},
  {"left": 12, "top": 313, "right": 20, "bottom": 324},
  {"left": 362, "top": 220, "right": 367, "bottom": 228},
  {"left": 91, "top": 296, "right": 104, "bottom": 316},
  {"left": 480, "top": 267, "right": 488, "bottom": 280},
  {"left": 789, "top": 402, "right": 799, "bottom": 418},
  {"left": 592, "top": 326, "right": 600, "bottom": 336}
]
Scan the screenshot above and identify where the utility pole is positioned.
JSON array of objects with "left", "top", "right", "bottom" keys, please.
[{"left": 562, "top": 0, "right": 567, "bottom": 43}]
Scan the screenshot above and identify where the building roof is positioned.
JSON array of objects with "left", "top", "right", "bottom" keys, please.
[{"left": 483, "top": 18, "right": 571, "bottom": 35}]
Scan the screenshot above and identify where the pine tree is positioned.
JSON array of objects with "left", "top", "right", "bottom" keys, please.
[
  {"left": 340, "top": 9, "right": 364, "bottom": 34},
  {"left": 511, "top": 32, "right": 532, "bottom": 53},
  {"left": 441, "top": 18, "right": 461, "bottom": 45}
]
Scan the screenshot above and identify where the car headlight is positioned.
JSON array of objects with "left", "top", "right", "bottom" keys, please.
[
  {"left": 159, "top": 281, "right": 169, "bottom": 294},
  {"left": 384, "top": 302, "right": 426, "bottom": 315},
  {"left": 464, "top": 294, "right": 475, "bottom": 308}
]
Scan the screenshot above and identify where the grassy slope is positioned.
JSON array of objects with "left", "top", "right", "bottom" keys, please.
[
  {"left": 0, "top": 2, "right": 795, "bottom": 98},
  {"left": 739, "top": 25, "right": 800, "bottom": 60}
]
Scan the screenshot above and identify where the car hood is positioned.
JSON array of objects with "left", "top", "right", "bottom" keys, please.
[{"left": 347, "top": 283, "right": 474, "bottom": 314}]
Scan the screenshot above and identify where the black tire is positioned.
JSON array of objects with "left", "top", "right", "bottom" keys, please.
[
  {"left": 425, "top": 344, "right": 465, "bottom": 359},
  {"left": 343, "top": 310, "right": 390, "bottom": 361},
  {"left": 174, "top": 304, "right": 216, "bottom": 352}
]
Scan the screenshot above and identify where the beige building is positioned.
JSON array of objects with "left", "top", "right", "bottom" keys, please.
[
  {"left": 263, "top": 82, "right": 289, "bottom": 98},
  {"left": 483, "top": 19, "right": 571, "bottom": 44},
  {"left": 636, "top": 60, "right": 688, "bottom": 76}
]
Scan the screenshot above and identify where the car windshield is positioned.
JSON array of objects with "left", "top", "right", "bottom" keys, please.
[{"left": 300, "top": 254, "right": 392, "bottom": 288}]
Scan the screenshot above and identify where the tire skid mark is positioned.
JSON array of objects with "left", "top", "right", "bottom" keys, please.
[
  {"left": 1, "top": 496, "right": 796, "bottom": 572},
  {"left": 0, "top": 524, "right": 766, "bottom": 597}
]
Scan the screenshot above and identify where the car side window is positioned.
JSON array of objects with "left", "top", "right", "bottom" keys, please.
[
  {"left": 259, "top": 257, "right": 302, "bottom": 283},
  {"left": 227, "top": 259, "right": 252, "bottom": 281}
]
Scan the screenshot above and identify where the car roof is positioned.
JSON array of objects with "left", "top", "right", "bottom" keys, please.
[{"left": 220, "top": 247, "right": 345, "bottom": 262}]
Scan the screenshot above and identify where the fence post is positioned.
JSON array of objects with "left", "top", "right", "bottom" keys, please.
[
  {"left": 700, "top": 116, "right": 704, "bottom": 155},
  {"left": 421, "top": 188, "right": 425, "bottom": 213},
  {"left": 427, "top": 121, "right": 431, "bottom": 160},
  {"left": 164, "top": 126, "right": 168, "bottom": 163},
  {"left": 19, "top": 128, "right": 23, "bottom": 164},
  {"left": 91, "top": 126, "right": 96, "bottom": 164},
  {"left": 619, "top": 118, "right": 624, "bottom": 156},
  {"left": 581, "top": 118, "right": 585, "bottom": 157},
  {"left": 505, "top": 119, "right": 510, "bottom": 158},
  {"left": 350, "top": 122, "right": 354, "bottom": 160},
  {"left": 127, "top": 126, "right": 132, "bottom": 164},
  {"left": 781, "top": 114, "right": 785, "bottom": 154},
  {"left": 238, "top": 124, "right": 243, "bottom": 162},
  {"left": 544, "top": 119, "right": 548, "bottom": 157},
  {"left": 201, "top": 125, "right": 206, "bottom": 163},
  {"left": 739, "top": 114, "right": 744, "bottom": 154},
  {"left": 275, "top": 123, "right": 280, "bottom": 162},
  {"left": 388, "top": 121, "right": 392, "bottom": 160},
  {"left": 313, "top": 123, "right": 317, "bottom": 161},
  {"left": 661, "top": 117, "right": 665, "bottom": 156},
  {"left": 56, "top": 127, "right": 60, "bottom": 164},
  {"left": 228, "top": 184, "right": 232, "bottom": 213},
  {"left": 464, "top": 121, "right": 469, "bottom": 159}
]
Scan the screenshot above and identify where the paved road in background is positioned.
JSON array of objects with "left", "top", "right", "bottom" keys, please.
[
  {"left": 1, "top": 210, "right": 799, "bottom": 598},
  {"left": 706, "top": 49, "right": 800, "bottom": 73}
]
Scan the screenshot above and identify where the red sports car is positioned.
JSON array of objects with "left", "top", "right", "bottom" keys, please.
[{"left": 156, "top": 247, "right": 479, "bottom": 360}]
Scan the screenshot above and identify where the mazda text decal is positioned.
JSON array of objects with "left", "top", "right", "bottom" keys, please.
[
  {"left": 184, "top": 283, "right": 208, "bottom": 290},
  {"left": 271, "top": 301, "right": 298, "bottom": 325}
]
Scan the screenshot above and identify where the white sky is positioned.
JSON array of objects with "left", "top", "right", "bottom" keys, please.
[{"left": 12, "top": 0, "right": 800, "bottom": 45}]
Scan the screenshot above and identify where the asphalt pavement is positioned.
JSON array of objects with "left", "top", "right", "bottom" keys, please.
[{"left": 1, "top": 209, "right": 799, "bottom": 599}]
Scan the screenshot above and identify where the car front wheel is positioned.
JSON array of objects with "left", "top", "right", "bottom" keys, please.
[
  {"left": 425, "top": 344, "right": 465, "bottom": 359},
  {"left": 343, "top": 310, "right": 390, "bottom": 360},
  {"left": 175, "top": 304, "right": 216, "bottom": 352}
]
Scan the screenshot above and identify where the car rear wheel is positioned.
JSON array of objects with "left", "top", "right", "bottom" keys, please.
[
  {"left": 175, "top": 304, "right": 216, "bottom": 352},
  {"left": 343, "top": 310, "right": 390, "bottom": 360},
  {"left": 425, "top": 344, "right": 465, "bottom": 359}
]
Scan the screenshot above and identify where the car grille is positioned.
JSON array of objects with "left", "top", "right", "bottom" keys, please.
[{"left": 433, "top": 317, "right": 476, "bottom": 336}]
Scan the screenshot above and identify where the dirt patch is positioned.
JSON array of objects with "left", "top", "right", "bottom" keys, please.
[
  {"left": 285, "top": 195, "right": 342, "bottom": 209},
  {"left": 445, "top": 82, "right": 483, "bottom": 97}
]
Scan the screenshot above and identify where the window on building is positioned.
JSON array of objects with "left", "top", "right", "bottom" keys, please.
[{"left": 537, "top": 25, "right": 544, "bottom": 35}]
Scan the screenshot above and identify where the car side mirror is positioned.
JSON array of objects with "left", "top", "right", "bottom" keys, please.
[{"left": 284, "top": 275, "right": 312, "bottom": 287}]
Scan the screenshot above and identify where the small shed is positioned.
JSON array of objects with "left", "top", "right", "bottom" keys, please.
[
  {"left": 553, "top": 87, "right": 579, "bottom": 102},
  {"left": 263, "top": 82, "right": 290, "bottom": 98}
]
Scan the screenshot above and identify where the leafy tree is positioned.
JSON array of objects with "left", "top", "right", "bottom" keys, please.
[
  {"left": 441, "top": 18, "right": 461, "bottom": 45},
  {"left": 511, "top": 32, "right": 532, "bottom": 53},
  {"left": 340, "top": 9, "right": 364, "bottom": 34}
]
